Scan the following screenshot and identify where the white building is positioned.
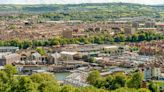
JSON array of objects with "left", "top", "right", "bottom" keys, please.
[
  {"left": 152, "top": 68, "right": 161, "bottom": 79},
  {"left": 48, "top": 53, "right": 61, "bottom": 64},
  {"left": 60, "top": 51, "right": 77, "bottom": 60}
]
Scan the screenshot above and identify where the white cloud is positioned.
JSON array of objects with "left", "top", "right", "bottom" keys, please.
[{"left": 0, "top": 0, "right": 163, "bottom": 5}]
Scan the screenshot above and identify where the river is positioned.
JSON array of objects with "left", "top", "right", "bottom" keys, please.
[{"left": 54, "top": 72, "right": 71, "bottom": 81}]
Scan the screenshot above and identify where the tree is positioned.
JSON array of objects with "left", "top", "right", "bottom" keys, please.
[
  {"left": 104, "top": 73, "right": 127, "bottom": 90},
  {"left": 111, "top": 74, "right": 126, "bottom": 89},
  {"left": 36, "top": 48, "right": 46, "bottom": 56},
  {"left": 0, "top": 40, "right": 4, "bottom": 46},
  {"left": 106, "top": 36, "right": 114, "bottom": 43},
  {"left": 148, "top": 82, "right": 159, "bottom": 92},
  {"left": 61, "top": 85, "right": 76, "bottom": 92},
  {"left": 16, "top": 77, "right": 37, "bottom": 92},
  {"left": 112, "top": 87, "right": 138, "bottom": 92},
  {"left": 30, "top": 73, "right": 60, "bottom": 92},
  {"left": 38, "top": 81, "right": 61, "bottom": 92},
  {"left": 22, "top": 40, "right": 32, "bottom": 49},
  {"left": 0, "top": 71, "right": 11, "bottom": 92},
  {"left": 83, "top": 39, "right": 91, "bottom": 44},
  {"left": 0, "top": 65, "right": 19, "bottom": 92},
  {"left": 94, "top": 78, "right": 106, "bottom": 88},
  {"left": 127, "top": 72, "right": 143, "bottom": 89},
  {"left": 87, "top": 70, "right": 101, "bottom": 85},
  {"left": 30, "top": 73, "right": 57, "bottom": 83},
  {"left": 115, "top": 34, "right": 126, "bottom": 42},
  {"left": 126, "top": 35, "right": 132, "bottom": 42},
  {"left": 50, "top": 39, "right": 60, "bottom": 45},
  {"left": 94, "top": 37, "right": 104, "bottom": 44},
  {"left": 9, "top": 39, "right": 22, "bottom": 48},
  {"left": 88, "top": 57, "right": 96, "bottom": 63},
  {"left": 138, "top": 34, "right": 146, "bottom": 41},
  {"left": 80, "top": 86, "right": 108, "bottom": 92},
  {"left": 104, "top": 75, "right": 113, "bottom": 90},
  {"left": 131, "top": 34, "right": 138, "bottom": 42},
  {"left": 138, "top": 88, "right": 151, "bottom": 92},
  {"left": 4, "top": 64, "right": 17, "bottom": 78}
]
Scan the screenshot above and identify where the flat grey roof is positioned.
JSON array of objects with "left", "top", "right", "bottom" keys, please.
[{"left": 0, "top": 47, "right": 19, "bottom": 50}]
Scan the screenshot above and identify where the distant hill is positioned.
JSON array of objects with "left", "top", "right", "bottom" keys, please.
[
  {"left": 0, "top": 3, "right": 164, "bottom": 21},
  {"left": 0, "top": 3, "right": 163, "bottom": 13}
]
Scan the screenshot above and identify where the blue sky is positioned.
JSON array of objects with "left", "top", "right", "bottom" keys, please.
[{"left": 0, "top": 0, "right": 164, "bottom": 5}]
